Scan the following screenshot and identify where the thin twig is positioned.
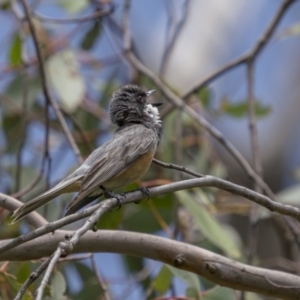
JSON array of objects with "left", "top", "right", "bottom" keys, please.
[
  {"left": 14, "top": 28, "right": 29, "bottom": 194},
  {"left": 183, "top": 0, "right": 296, "bottom": 98},
  {"left": 33, "top": 5, "right": 113, "bottom": 24},
  {"left": 241, "top": 51, "right": 263, "bottom": 300},
  {"left": 14, "top": 255, "right": 52, "bottom": 300},
  {"left": 0, "top": 193, "right": 47, "bottom": 228},
  {"left": 152, "top": 158, "right": 204, "bottom": 178},
  {"left": 12, "top": 0, "right": 51, "bottom": 197},
  {"left": 247, "top": 62, "right": 263, "bottom": 191},
  {"left": 122, "top": 3, "right": 272, "bottom": 198},
  {"left": 20, "top": 0, "right": 84, "bottom": 164},
  {"left": 173, "top": 109, "right": 183, "bottom": 239},
  {"left": 11, "top": 172, "right": 43, "bottom": 199},
  {"left": 91, "top": 254, "right": 111, "bottom": 300},
  {"left": 60, "top": 106, "right": 94, "bottom": 153},
  {"left": 35, "top": 249, "right": 61, "bottom": 300},
  {"left": 35, "top": 190, "right": 118, "bottom": 299},
  {"left": 160, "top": 0, "right": 192, "bottom": 76}
]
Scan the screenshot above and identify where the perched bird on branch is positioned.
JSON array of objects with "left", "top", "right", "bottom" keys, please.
[{"left": 13, "top": 84, "right": 162, "bottom": 223}]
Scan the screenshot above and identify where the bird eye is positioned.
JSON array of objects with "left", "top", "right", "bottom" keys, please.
[{"left": 137, "top": 96, "right": 143, "bottom": 103}]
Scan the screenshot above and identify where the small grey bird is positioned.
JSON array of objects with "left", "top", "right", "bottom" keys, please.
[{"left": 12, "top": 84, "right": 162, "bottom": 223}]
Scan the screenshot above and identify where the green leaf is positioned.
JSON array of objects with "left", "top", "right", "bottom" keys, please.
[
  {"left": 277, "top": 184, "right": 300, "bottom": 205},
  {"left": 246, "top": 292, "right": 264, "bottom": 300},
  {"left": 46, "top": 48, "right": 85, "bottom": 113},
  {"left": 16, "top": 262, "right": 31, "bottom": 284},
  {"left": 153, "top": 265, "right": 173, "bottom": 294},
  {"left": 80, "top": 22, "right": 101, "bottom": 50},
  {"left": 123, "top": 192, "right": 173, "bottom": 233},
  {"left": 2, "top": 114, "right": 23, "bottom": 152},
  {"left": 0, "top": 0, "right": 10, "bottom": 10},
  {"left": 73, "top": 262, "right": 104, "bottom": 299},
  {"left": 279, "top": 21, "right": 300, "bottom": 39},
  {"left": 167, "top": 265, "right": 201, "bottom": 298},
  {"left": 177, "top": 190, "right": 241, "bottom": 258},
  {"left": 48, "top": 271, "right": 67, "bottom": 300},
  {"left": 8, "top": 166, "right": 43, "bottom": 201},
  {"left": 97, "top": 204, "right": 123, "bottom": 229},
  {"left": 254, "top": 101, "right": 271, "bottom": 117},
  {"left": 9, "top": 32, "right": 22, "bottom": 66},
  {"left": 2, "top": 75, "right": 41, "bottom": 112},
  {"left": 221, "top": 99, "right": 271, "bottom": 118},
  {"left": 196, "top": 87, "right": 211, "bottom": 108},
  {"left": 0, "top": 272, "right": 32, "bottom": 300},
  {"left": 58, "top": 0, "right": 89, "bottom": 14},
  {"left": 202, "top": 286, "right": 235, "bottom": 300}
]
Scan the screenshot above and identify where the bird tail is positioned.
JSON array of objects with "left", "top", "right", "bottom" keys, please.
[
  {"left": 64, "top": 193, "right": 102, "bottom": 216},
  {"left": 12, "top": 176, "right": 82, "bottom": 224}
]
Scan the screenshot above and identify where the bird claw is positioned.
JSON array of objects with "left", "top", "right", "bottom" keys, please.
[
  {"left": 115, "top": 193, "right": 126, "bottom": 210},
  {"left": 92, "top": 223, "right": 98, "bottom": 232},
  {"left": 99, "top": 186, "right": 125, "bottom": 209},
  {"left": 139, "top": 187, "right": 150, "bottom": 200},
  {"left": 134, "top": 187, "right": 150, "bottom": 204}
]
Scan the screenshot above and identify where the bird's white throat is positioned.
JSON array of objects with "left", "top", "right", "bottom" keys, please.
[{"left": 144, "top": 104, "right": 161, "bottom": 126}]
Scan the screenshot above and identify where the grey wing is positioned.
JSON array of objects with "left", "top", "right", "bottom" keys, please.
[{"left": 66, "top": 125, "right": 157, "bottom": 210}]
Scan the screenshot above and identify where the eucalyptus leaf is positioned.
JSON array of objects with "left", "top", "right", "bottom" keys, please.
[
  {"left": 167, "top": 264, "right": 201, "bottom": 298},
  {"left": 153, "top": 265, "right": 173, "bottom": 294},
  {"left": 277, "top": 184, "right": 300, "bottom": 205},
  {"left": 220, "top": 98, "right": 271, "bottom": 118},
  {"left": 196, "top": 87, "right": 211, "bottom": 108},
  {"left": 177, "top": 190, "right": 241, "bottom": 258},
  {"left": 58, "top": 0, "right": 89, "bottom": 14},
  {"left": 47, "top": 49, "right": 85, "bottom": 113},
  {"left": 202, "top": 286, "right": 234, "bottom": 300},
  {"left": 9, "top": 32, "right": 21, "bottom": 66},
  {"left": 3, "top": 75, "right": 41, "bottom": 112},
  {"left": 49, "top": 271, "right": 67, "bottom": 300},
  {"left": 81, "top": 21, "right": 101, "bottom": 50},
  {"left": 279, "top": 21, "right": 300, "bottom": 39}
]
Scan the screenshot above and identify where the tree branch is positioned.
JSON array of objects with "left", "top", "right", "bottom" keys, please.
[
  {"left": 20, "top": 0, "right": 84, "bottom": 164},
  {"left": 121, "top": 1, "right": 276, "bottom": 201},
  {"left": 0, "top": 193, "right": 47, "bottom": 228},
  {"left": 1, "top": 176, "right": 300, "bottom": 255},
  {"left": 2, "top": 230, "right": 300, "bottom": 300},
  {"left": 183, "top": 0, "right": 296, "bottom": 98}
]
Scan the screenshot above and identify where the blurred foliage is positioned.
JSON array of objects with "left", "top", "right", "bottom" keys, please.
[
  {"left": 80, "top": 21, "right": 102, "bottom": 50},
  {"left": 0, "top": 0, "right": 287, "bottom": 299},
  {"left": 279, "top": 21, "right": 300, "bottom": 39},
  {"left": 220, "top": 98, "right": 271, "bottom": 118}
]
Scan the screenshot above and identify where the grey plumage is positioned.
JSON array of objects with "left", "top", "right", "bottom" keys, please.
[{"left": 12, "top": 84, "right": 162, "bottom": 223}]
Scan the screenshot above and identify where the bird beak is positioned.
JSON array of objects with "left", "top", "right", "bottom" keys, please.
[
  {"left": 151, "top": 102, "right": 163, "bottom": 107},
  {"left": 146, "top": 90, "right": 163, "bottom": 107},
  {"left": 146, "top": 90, "right": 156, "bottom": 98}
]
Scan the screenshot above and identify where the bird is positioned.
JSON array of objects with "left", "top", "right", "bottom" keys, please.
[{"left": 12, "top": 84, "right": 162, "bottom": 223}]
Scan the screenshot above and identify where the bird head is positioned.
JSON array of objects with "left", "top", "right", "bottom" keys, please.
[{"left": 110, "top": 84, "right": 162, "bottom": 127}]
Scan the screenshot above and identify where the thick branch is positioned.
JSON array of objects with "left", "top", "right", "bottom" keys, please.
[
  {"left": 1, "top": 230, "right": 300, "bottom": 300},
  {"left": 1, "top": 176, "right": 300, "bottom": 255}
]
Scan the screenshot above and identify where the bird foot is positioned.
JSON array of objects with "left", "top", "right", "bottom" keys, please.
[
  {"left": 92, "top": 223, "right": 98, "bottom": 232},
  {"left": 134, "top": 187, "right": 150, "bottom": 204},
  {"left": 100, "top": 185, "right": 125, "bottom": 209}
]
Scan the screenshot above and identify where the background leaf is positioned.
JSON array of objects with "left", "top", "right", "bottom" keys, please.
[
  {"left": 177, "top": 190, "right": 241, "bottom": 258},
  {"left": 47, "top": 48, "right": 86, "bottom": 113}
]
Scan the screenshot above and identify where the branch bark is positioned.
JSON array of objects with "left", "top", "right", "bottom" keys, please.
[
  {"left": 1, "top": 176, "right": 300, "bottom": 255},
  {"left": 2, "top": 230, "right": 300, "bottom": 300}
]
